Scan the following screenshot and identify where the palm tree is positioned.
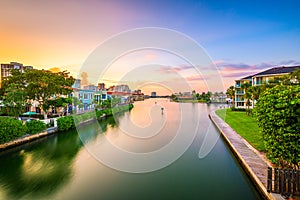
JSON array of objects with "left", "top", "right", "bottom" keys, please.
[
  {"left": 249, "top": 86, "right": 261, "bottom": 107},
  {"left": 241, "top": 82, "right": 252, "bottom": 115},
  {"left": 226, "top": 86, "right": 235, "bottom": 107}
]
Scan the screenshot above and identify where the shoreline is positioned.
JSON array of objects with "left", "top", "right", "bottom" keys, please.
[
  {"left": 0, "top": 104, "right": 133, "bottom": 152},
  {"left": 209, "top": 110, "right": 284, "bottom": 200},
  {"left": 0, "top": 127, "right": 58, "bottom": 152}
]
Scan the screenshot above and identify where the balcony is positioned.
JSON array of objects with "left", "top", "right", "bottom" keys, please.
[
  {"left": 254, "top": 81, "right": 263, "bottom": 85},
  {"left": 235, "top": 91, "right": 244, "bottom": 95},
  {"left": 235, "top": 98, "right": 243, "bottom": 101}
]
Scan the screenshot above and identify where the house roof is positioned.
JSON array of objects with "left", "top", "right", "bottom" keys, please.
[
  {"left": 240, "top": 74, "right": 253, "bottom": 80},
  {"left": 253, "top": 66, "right": 300, "bottom": 77}
]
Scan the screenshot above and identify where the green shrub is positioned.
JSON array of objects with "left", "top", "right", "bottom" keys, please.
[
  {"left": 230, "top": 107, "right": 246, "bottom": 112},
  {"left": 96, "top": 110, "right": 104, "bottom": 118},
  {"left": 0, "top": 117, "right": 27, "bottom": 144},
  {"left": 57, "top": 116, "right": 75, "bottom": 132},
  {"left": 25, "top": 120, "right": 47, "bottom": 134},
  {"left": 255, "top": 84, "right": 300, "bottom": 168},
  {"left": 57, "top": 104, "right": 134, "bottom": 132},
  {"left": 103, "top": 108, "right": 112, "bottom": 116}
]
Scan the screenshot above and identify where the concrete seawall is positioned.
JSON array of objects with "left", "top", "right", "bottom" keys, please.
[
  {"left": 0, "top": 127, "right": 58, "bottom": 151},
  {"left": 209, "top": 111, "right": 284, "bottom": 200},
  {"left": 0, "top": 108, "right": 128, "bottom": 152}
]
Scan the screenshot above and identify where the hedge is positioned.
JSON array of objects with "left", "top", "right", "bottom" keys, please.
[
  {"left": 0, "top": 117, "right": 27, "bottom": 144},
  {"left": 25, "top": 120, "right": 47, "bottom": 135},
  {"left": 57, "top": 104, "right": 134, "bottom": 132},
  {"left": 57, "top": 116, "right": 75, "bottom": 132}
]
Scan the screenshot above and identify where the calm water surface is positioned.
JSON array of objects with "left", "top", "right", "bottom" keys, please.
[{"left": 0, "top": 99, "right": 262, "bottom": 200}]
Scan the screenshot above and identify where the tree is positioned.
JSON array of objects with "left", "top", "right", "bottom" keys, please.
[
  {"left": 2, "top": 69, "right": 74, "bottom": 119},
  {"left": 25, "top": 69, "right": 74, "bottom": 119},
  {"left": 248, "top": 86, "right": 262, "bottom": 107},
  {"left": 46, "top": 97, "right": 72, "bottom": 116},
  {"left": 3, "top": 83, "right": 27, "bottom": 118},
  {"left": 254, "top": 84, "right": 300, "bottom": 169},
  {"left": 280, "top": 69, "right": 300, "bottom": 85},
  {"left": 226, "top": 86, "right": 235, "bottom": 107},
  {"left": 241, "top": 82, "right": 252, "bottom": 114},
  {"left": 71, "top": 97, "right": 83, "bottom": 113},
  {"left": 1, "top": 69, "right": 28, "bottom": 118}
]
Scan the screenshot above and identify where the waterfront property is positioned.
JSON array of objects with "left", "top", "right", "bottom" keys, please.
[
  {"left": 215, "top": 108, "right": 264, "bottom": 151},
  {"left": 234, "top": 65, "right": 300, "bottom": 108},
  {"left": 0, "top": 99, "right": 263, "bottom": 199}
]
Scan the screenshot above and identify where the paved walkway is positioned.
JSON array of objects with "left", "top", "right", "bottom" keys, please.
[{"left": 209, "top": 111, "right": 284, "bottom": 200}]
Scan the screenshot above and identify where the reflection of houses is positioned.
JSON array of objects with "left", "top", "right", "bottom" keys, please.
[{"left": 234, "top": 66, "right": 300, "bottom": 108}]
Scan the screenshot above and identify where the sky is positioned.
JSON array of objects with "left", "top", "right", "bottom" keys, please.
[{"left": 0, "top": 0, "right": 299, "bottom": 94}]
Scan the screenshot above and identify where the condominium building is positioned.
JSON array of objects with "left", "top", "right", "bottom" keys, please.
[
  {"left": 234, "top": 66, "right": 300, "bottom": 108},
  {"left": 235, "top": 75, "right": 252, "bottom": 108},
  {"left": 0, "top": 62, "right": 33, "bottom": 87}
]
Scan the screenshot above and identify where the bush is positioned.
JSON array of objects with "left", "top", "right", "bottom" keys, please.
[
  {"left": 57, "top": 116, "right": 75, "bottom": 132},
  {"left": 230, "top": 107, "right": 246, "bottom": 112},
  {"left": 57, "top": 104, "right": 134, "bottom": 132},
  {"left": 0, "top": 117, "right": 27, "bottom": 144},
  {"left": 254, "top": 84, "right": 300, "bottom": 168},
  {"left": 25, "top": 120, "right": 47, "bottom": 134}
]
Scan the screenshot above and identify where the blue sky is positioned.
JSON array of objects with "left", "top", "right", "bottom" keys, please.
[{"left": 125, "top": 0, "right": 300, "bottom": 63}]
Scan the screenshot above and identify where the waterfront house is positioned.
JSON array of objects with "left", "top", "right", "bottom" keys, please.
[{"left": 234, "top": 66, "right": 300, "bottom": 108}]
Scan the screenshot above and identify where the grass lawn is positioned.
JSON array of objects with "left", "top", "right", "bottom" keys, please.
[{"left": 215, "top": 109, "right": 265, "bottom": 152}]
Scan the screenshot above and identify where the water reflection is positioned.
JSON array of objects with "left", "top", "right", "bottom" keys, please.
[
  {"left": 0, "top": 111, "right": 127, "bottom": 199},
  {"left": 0, "top": 129, "right": 81, "bottom": 199}
]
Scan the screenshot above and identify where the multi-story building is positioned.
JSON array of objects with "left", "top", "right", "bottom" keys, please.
[
  {"left": 235, "top": 75, "right": 252, "bottom": 108},
  {"left": 0, "top": 62, "right": 33, "bottom": 87},
  {"left": 234, "top": 66, "right": 300, "bottom": 108},
  {"left": 252, "top": 66, "right": 299, "bottom": 86}
]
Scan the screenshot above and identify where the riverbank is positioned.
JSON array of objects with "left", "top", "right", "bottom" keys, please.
[
  {"left": 215, "top": 108, "right": 265, "bottom": 151},
  {"left": 209, "top": 111, "right": 284, "bottom": 200},
  {"left": 0, "top": 127, "right": 58, "bottom": 151},
  {"left": 0, "top": 104, "right": 134, "bottom": 152}
]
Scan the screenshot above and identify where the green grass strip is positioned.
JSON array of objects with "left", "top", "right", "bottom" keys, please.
[{"left": 215, "top": 109, "right": 265, "bottom": 152}]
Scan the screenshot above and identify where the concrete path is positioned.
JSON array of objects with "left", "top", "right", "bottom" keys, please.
[{"left": 209, "top": 111, "right": 284, "bottom": 200}]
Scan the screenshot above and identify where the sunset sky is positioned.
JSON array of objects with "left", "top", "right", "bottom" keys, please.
[{"left": 1, "top": 0, "right": 299, "bottom": 94}]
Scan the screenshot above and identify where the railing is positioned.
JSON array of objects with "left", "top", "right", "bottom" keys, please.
[{"left": 267, "top": 167, "right": 299, "bottom": 198}]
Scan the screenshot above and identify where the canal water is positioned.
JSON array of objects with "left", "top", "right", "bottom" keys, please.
[{"left": 0, "top": 99, "right": 262, "bottom": 200}]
